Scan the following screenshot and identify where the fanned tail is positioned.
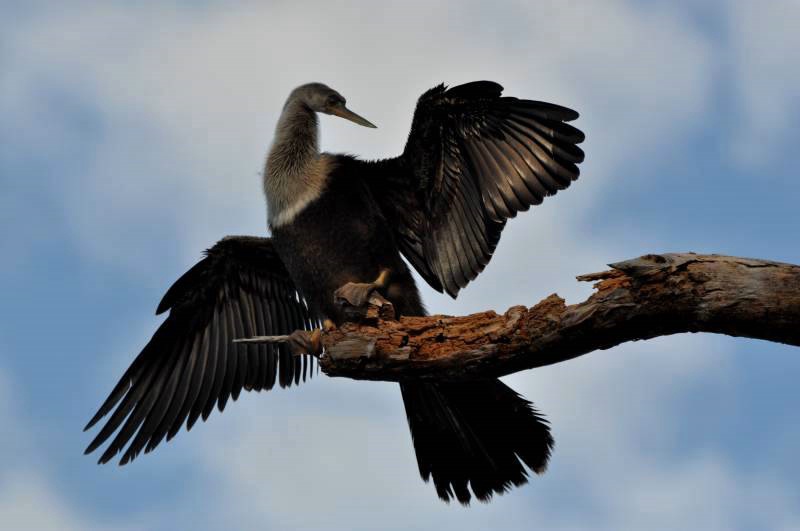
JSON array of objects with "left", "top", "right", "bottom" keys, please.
[{"left": 400, "top": 379, "right": 553, "bottom": 504}]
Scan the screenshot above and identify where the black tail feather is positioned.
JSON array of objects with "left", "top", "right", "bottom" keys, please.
[{"left": 400, "top": 379, "right": 553, "bottom": 504}]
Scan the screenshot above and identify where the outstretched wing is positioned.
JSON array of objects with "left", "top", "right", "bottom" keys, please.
[
  {"left": 84, "top": 236, "right": 318, "bottom": 465},
  {"left": 365, "top": 81, "right": 585, "bottom": 297}
]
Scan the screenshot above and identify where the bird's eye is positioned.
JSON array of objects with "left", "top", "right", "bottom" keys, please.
[{"left": 327, "top": 96, "right": 339, "bottom": 106}]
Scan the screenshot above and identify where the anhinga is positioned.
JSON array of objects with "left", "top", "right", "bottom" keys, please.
[{"left": 85, "top": 81, "right": 585, "bottom": 504}]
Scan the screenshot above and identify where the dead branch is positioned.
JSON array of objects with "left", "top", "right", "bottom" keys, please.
[{"left": 308, "top": 253, "right": 800, "bottom": 382}]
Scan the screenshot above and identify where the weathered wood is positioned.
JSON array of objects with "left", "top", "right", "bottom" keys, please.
[{"left": 311, "top": 253, "right": 800, "bottom": 382}]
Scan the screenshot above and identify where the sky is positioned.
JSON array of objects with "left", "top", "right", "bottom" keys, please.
[{"left": 1, "top": 0, "right": 799, "bottom": 529}]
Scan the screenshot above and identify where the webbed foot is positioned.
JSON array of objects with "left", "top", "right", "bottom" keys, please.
[
  {"left": 288, "top": 329, "right": 322, "bottom": 356},
  {"left": 334, "top": 282, "right": 378, "bottom": 308},
  {"left": 333, "top": 269, "right": 396, "bottom": 322},
  {"left": 334, "top": 268, "right": 391, "bottom": 308}
]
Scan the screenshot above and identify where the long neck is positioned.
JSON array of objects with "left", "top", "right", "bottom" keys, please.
[{"left": 264, "top": 100, "right": 325, "bottom": 227}]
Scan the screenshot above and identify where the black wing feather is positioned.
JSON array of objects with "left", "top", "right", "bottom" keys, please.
[
  {"left": 201, "top": 308, "right": 228, "bottom": 421},
  {"left": 361, "top": 81, "right": 585, "bottom": 297},
  {"left": 84, "top": 236, "right": 317, "bottom": 465}
]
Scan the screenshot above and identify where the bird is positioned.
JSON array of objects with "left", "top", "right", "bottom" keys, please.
[{"left": 84, "top": 80, "right": 585, "bottom": 504}]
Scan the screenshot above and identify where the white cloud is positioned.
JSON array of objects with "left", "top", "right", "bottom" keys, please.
[
  {"left": 727, "top": 0, "right": 800, "bottom": 169},
  {"left": 0, "top": 474, "right": 118, "bottom": 531},
  {"left": 0, "top": 366, "right": 126, "bottom": 531},
  {"left": 4, "top": 1, "right": 799, "bottom": 529},
  {"left": 4, "top": 0, "right": 714, "bottom": 273}
]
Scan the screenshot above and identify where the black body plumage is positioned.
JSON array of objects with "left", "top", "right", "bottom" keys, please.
[
  {"left": 84, "top": 80, "right": 585, "bottom": 504},
  {"left": 270, "top": 156, "right": 424, "bottom": 322}
]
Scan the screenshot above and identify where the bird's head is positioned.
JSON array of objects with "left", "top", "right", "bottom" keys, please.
[{"left": 289, "top": 83, "right": 377, "bottom": 128}]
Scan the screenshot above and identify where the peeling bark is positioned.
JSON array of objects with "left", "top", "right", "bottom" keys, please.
[{"left": 311, "top": 253, "right": 800, "bottom": 382}]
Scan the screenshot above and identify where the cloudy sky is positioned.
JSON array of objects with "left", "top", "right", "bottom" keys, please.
[{"left": 2, "top": 0, "right": 799, "bottom": 529}]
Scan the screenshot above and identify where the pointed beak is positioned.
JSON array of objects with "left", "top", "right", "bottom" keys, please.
[{"left": 330, "top": 105, "right": 377, "bottom": 128}]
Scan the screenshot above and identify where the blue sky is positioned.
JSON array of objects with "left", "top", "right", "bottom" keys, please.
[{"left": 1, "top": 1, "right": 799, "bottom": 529}]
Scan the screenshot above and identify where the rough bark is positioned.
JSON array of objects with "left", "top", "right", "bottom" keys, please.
[{"left": 310, "top": 253, "right": 800, "bottom": 382}]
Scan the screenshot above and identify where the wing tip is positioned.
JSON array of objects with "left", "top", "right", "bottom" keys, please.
[
  {"left": 97, "top": 446, "right": 118, "bottom": 465},
  {"left": 83, "top": 417, "right": 99, "bottom": 432}
]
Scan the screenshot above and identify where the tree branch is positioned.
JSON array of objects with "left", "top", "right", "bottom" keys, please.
[{"left": 310, "top": 253, "right": 800, "bottom": 382}]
